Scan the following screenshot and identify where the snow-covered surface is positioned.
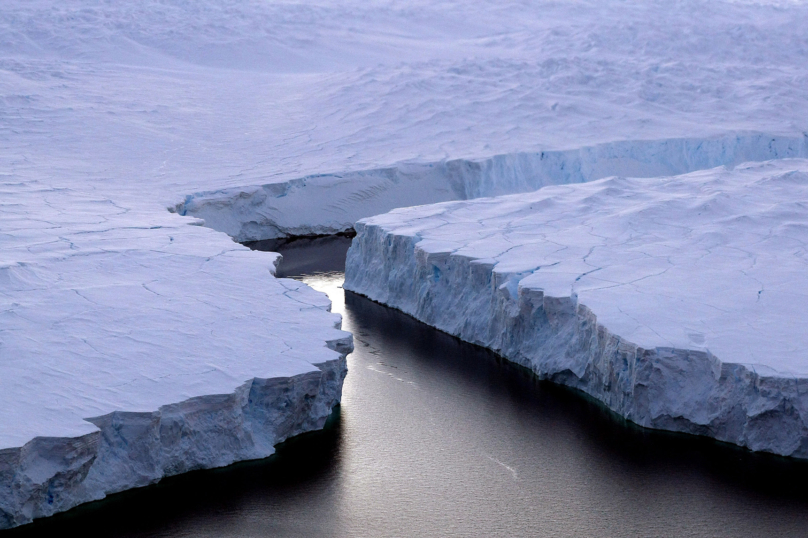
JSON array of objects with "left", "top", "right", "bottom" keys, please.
[
  {"left": 2, "top": 0, "right": 808, "bottom": 240},
  {"left": 3, "top": 0, "right": 808, "bottom": 527},
  {"left": 0, "top": 180, "right": 351, "bottom": 528},
  {"left": 345, "top": 159, "right": 808, "bottom": 457},
  {"left": 0, "top": 190, "right": 349, "bottom": 449}
]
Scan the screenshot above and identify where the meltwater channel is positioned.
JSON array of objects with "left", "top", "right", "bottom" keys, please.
[{"left": 9, "top": 235, "right": 808, "bottom": 537}]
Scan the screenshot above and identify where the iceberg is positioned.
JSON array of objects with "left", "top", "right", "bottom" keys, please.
[{"left": 345, "top": 159, "right": 808, "bottom": 457}]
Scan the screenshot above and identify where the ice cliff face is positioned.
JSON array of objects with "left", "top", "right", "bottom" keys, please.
[
  {"left": 178, "top": 133, "right": 808, "bottom": 242},
  {"left": 0, "top": 356, "right": 348, "bottom": 530},
  {"left": 344, "top": 160, "right": 808, "bottom": 458}
]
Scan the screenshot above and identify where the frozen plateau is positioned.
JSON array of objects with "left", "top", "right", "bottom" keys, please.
[{"left": 2, "top": 0, "right": 808, "bottom": 528}]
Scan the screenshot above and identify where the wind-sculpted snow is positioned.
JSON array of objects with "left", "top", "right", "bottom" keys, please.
[
  {"left": 345, "top": 160, "right": 808, "bottom": 457},
  {"left": 178, "top": 133, "right": 808, "bottom": 242},
  {"left": 0, "top": 182, "right": 351, "bottom": 529}
]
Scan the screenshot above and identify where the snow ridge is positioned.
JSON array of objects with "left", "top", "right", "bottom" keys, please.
[{"left": 177, "top": 132, "right": 808, "bottom": 242}]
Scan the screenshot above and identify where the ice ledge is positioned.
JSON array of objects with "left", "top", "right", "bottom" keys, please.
[
  {"left": 344, "top": 159, "right": 808, "bottom": 458},
  {"left": 175, "top": 132, "right": 808, "bottom": 242},
  {"left": 0, "top": 353, "right": 348, "bottom": 530}
]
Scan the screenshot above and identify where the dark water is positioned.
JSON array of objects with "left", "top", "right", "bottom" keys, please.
[{"left": 10, "top": 235, "right": 808, "bottom": 537}]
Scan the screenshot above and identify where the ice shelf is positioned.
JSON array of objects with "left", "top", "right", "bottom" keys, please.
[
  {"left": 4, "top": 0, "right": 808, "bottom": 528},
  {"left": 345, "top": 160, "right": 808, "bottom": 457},
  {"left": 0, "top": 184, "right": 351, "bottom": 529}
]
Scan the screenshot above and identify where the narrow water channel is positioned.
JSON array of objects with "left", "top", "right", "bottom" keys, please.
[{"left": 10, "top": 235, "right": 808, "bottom": 537}]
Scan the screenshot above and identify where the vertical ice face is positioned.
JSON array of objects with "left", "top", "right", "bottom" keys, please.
[
  {"left": 0, "top": 361, "right": 350, "bottom": 529},
  {"left": 344, "top": 160, "right": 808, "bottom": 458},
  {"left": 177, "top": 134, "right": 808, "bottom": 242}
]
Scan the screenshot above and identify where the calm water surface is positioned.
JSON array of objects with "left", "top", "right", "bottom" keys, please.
[{"left": 10, "top": 235, "right": 808, "bottom": 537}]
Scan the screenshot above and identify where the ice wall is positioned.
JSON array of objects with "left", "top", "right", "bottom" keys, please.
[
  {"left": 0, "top": 355, "right": 348, "bottom": 529},
  {"left": 344, "top": 160, "right": 808, "bottom": 457},
  {"left": 177, "top": 133, "right": 808, "bottom": 242}
]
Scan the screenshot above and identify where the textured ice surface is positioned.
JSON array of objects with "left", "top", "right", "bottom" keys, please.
[
  {"left": 345, "top": 160, "right": 808, "bottom": 457},
  {"left": 179, "top": 134, "right": 808, "bottom": 241}
]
